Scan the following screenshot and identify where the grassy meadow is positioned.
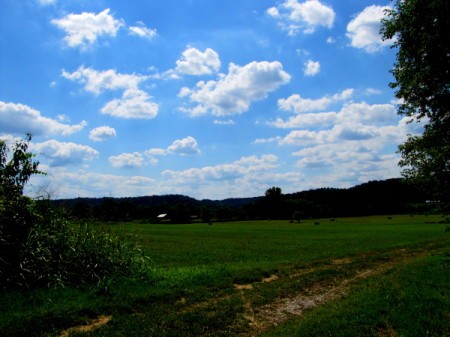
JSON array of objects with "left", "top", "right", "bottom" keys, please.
[{"left": 1, "top": 215, "right": 449, "bottom": 336}]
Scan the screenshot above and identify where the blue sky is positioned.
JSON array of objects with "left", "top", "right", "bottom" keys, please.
[{"left": 0, "top": 0, "right": 424, "bottom": 200}]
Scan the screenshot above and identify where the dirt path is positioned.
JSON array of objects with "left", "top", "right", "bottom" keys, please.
[
  {"left": 235, "top": 247, "right": 435, "bottom": 336},
  {"left": 57, "top": 315, "right": 112, "bottom": 337}
]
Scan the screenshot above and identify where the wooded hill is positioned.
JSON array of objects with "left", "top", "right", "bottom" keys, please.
[{"left": 52, "top": 178, "right": 431, "bottom": 223}]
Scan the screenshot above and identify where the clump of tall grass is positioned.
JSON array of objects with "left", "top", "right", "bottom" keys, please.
[
  {"left": 1, "top": 135, "right": 147, "bottom": 291},
  {"left": 12, "top": 200, "right": 147, "bottom": 290}
]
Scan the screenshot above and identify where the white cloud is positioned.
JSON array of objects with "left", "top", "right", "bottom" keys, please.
[
  {"left": 267, "top": 7, "right": 280, "bottom": 17},
  {"left": 338, "top": 102, "right": 398, "bottom": 126},
  {"left": 128, "top": 21, "right": 157, "bottom": 40},
  {"left": 258, "top": 95, "right": 408, "bottom": 189},
  {"left": 52, "top": 9, "right": 124, "bottom": 49},
  {"left": 145, "top": 148, "right": 166, "bottom": 156},
  {"left": 303, "top": 59, "right": 320, "bottom": 76},
  {"left": 213, "top": 119, "right": 235, "bottom": 125},
  {"left": 279, "top": 94, "right": 331, "bottom": 113},
  {"left": 109, "top": 152, "right": 145, "bottom": 168},
  {"left": 277, "top": 88, "right": 353, "bottom": 114},
  {"left": 30, "top": 168, "right": 156, "bottom": 198},
  {"left": 162, "top": 154, "right": 278, "bottom": 182},
  {"left": 346, "top": 5, "right": 392, "bottom": 53},
  {"left": 175, "top": 47, "right": 221, "bottom": 76},
  {"left": 145, "top": 136, "right": 201, "bottom": 157},
  {"left": 107, "top": 136, "right": 201, "bottom": 170},
  {"left": 0, "top": 101, "right": 87, "bottom": 136},
  {"left": 269, "top": 112, "right": 338, "bottom": 129},
  {"left": 62, "top": 66, "right": 147, "bottom": 95},
  {"left": 256, "top": 98, "right": 428, "bottom": 189},
  {"left": 268, "top": 0, "right": 335, "bottom": 35},
  {"left": 89, "top": 126, "right": 116, "bottom": 142},
  {"left": 272, "top": 102, "right": 400, "bottom": 141},
  {"left": 101, "top": 89, "right": 159, "bottom": 119},
  {"left": 63, "top": 66, "right": 159, "bottom": 119},
  {"left": 179, "top": 61, "right": 290, "bottom": 116},
  {"left": 365, "top": 88, "right": 382, "bottom": 95},
  {"left": 167, "top": 136, "right": 201, "bottom": 155},
  {"left": 37, "top": 0, "right": 57, "bottom": 6},
  {"left": 332, "top": 88, "right": 354, "bottom": 101},
  {"left": 159, "top": 154, "right": 306, "bottom": 199},
  {"left": 31, "top": 140, "right": 98, "bottom": 167}
]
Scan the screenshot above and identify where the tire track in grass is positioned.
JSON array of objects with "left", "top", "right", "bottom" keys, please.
[
  {"left": 236, "top": 246, "right": 439, "bottom": 337},
  {"left": 57, "top": 315, "right": 112, "bottom": 337}
]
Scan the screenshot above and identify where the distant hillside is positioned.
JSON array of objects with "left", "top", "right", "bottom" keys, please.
[{"left": 52, "top": 178, "right": 429, "bottom": 222}]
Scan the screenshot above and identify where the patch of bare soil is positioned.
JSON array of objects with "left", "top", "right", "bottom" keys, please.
[
  {"left": 332, "top": 257, "right": 352, "bottom": 265},
  {"left": 234, "top": 274, "right": 278, "bottom": 291},
  {"left": 58, "top": 315, "right": 112, "bottom": 337},
  {"left": 377, "top": 324, "right": 398, "bottom": 337}
]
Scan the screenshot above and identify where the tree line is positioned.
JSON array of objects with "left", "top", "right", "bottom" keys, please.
[{"left": 52, "top": 178, "right": 430, "bottom": 224}]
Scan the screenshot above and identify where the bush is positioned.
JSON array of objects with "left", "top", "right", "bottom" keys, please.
[
  {"left": 17, "top": 200, "right": 144, "bottom": 289},
  {"left": 1, "top": 135, "right": 147, "bottom": 290}
]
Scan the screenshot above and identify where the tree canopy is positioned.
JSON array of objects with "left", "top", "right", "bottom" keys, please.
[{"left": 381, "top": 0, "right": 450, "bottom": 211}]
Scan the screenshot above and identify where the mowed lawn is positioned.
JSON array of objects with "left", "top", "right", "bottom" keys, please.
[{"left": 1, "top": 215, "right": 449, "bottom": 337}]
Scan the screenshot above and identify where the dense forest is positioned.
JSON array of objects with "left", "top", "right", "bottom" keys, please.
[{"left": 52, "top": 178, "right": 432, "bottom": 223}]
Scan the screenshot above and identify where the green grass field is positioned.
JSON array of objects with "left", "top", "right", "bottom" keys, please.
[{"left": 1, "top": 215, "right": 449, "bottom": 336}]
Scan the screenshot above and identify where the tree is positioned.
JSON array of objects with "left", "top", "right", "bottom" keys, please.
[
  {"left": 264, "top": 186, "right": 284, "bottom": 219},
  {"left": 381, "top": 0, "right": 450, "bottom": 212},
  {"left": 0, "top": 134, "right": 44, "bottom": 286},
  {"left": 265, "top": 186, "right": 282, "bottom": 199}
]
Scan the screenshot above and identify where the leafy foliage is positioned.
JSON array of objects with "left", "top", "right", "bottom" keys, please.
[
  {"left": 0, "top": 135, "right": 146, "bottom": 290},
  {"left": 0, "top": 134, "right": 44, "bottom": 288},
  {"left": 381, "top": 0, "right": 450, "bottom": 212}
]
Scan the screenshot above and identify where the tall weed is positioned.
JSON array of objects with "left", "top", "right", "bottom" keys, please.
[{"left": 6, "top": 200, "right": 146, "bottom": 290}]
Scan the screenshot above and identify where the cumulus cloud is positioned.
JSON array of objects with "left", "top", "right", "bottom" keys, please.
[
  {"left": 37, "top": 0, "right": 57, "bottom": 5},
  {"left": 179, "top": 61, "right": 290, "bottom": 116},
  {"left": 267, "top": 0, "right": 335, "bottom": 35},
  {"left": 255, "top": 90, "right": 431, "bottom": 189},
  {"left": 365, "top": 88, "right": 382, "bottom": 95},
  {"left": 89, "top": 126, "right": 116, "bottom": 142},
  {"left": 270, "top": 112, "right": 338, "bottom": 129},
  {"left": 145, "top": 148, "right": 166, "bottom": 156},
  {"left": 346, "top": 5, "right": 392, "bottom": 53},
  {"left": 272, "top": 101, "right": 400, "bottom": 134},
  {"left": 158, "top": 154, "right": 308, "bottom": 199},
  {"left": 162, "top": 154, "right": 278, "bottom": 182},
  {"left": 167, "top": 136, "right": 201, "bottom": 155},
  {"left": 109, "top": 152, "right": 145, "bottom": 168},
  {"left": 339, "top": 102, "right": 399, "bottom": 126},
  {"left": 30, "top": 168, "right": 156, "bottom": 198},
  {"left": 31, "top": 140, "right": 98, "bottom": 167},
  {"left": 107, "top": 136, "right": 201, "bottom": 169},
  {"left": 258, "top": 99, "right": 426, "bottom": 187},
  {"left": 0, "top": 101, "right": 87, "bottom": 136},
  {"left": 277, "top": 88, "right": 353, "bottom": 114},
  {"left": 52, "top": 9, "right": 124, "bottom": 49},
  {"left": 145, "top": 136, "right": 201, "bottom": 157},
  {"left": 174, "top": 47, "right": 221, "bottom": 76},
  {"left": 213, "top": 119, "right": 235, "bottom": 125},
  {"left": 62, "top": 66, "right": 147, "bottom": 95},
  {"left": 101, "top": 89, "right": 159, "bottom": 119},
  {"left": 303, "top": 59, "right": 320, "bottom": 76},
  {"left": 63, "top": 66, "right": 159, "bottom": 119},
  {"left": 128, "top": 21, "right": 157, "bottom": 40}
]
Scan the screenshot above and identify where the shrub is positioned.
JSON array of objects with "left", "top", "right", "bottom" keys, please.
[{"left": 1, "top": 135, "right": 147, "bottom": 290}]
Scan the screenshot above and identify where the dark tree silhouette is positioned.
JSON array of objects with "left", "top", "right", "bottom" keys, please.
[{"left": 381, "top": 0, "right": 450, "bottom": 212}]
